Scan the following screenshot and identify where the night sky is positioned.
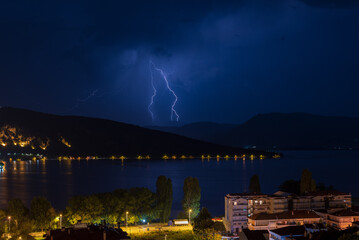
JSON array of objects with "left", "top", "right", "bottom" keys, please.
[{"left": 1, "top": 0, "right": 358, "bottom": 126}]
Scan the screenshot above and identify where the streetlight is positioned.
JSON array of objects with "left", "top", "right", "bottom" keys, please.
[
  {"left": 188, "top": 209, "right": 192, "bottom": 225},
  {"left": 126, "top": 211, "right": 129, "bottom": 228},
  {"left": 8, "top": 216, "right": 11, "bottom": 232},
  {"left": 59, "top": 214, "right": 62, "bottom": 229}
]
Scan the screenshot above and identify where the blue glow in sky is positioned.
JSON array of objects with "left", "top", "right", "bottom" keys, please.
[{"left": 0, "top": 0, "right": 358, "bottom": 125}]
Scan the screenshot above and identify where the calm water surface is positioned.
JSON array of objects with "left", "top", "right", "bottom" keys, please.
[{"left": 0, "top": 150, "right": 358, "bottom": 217}]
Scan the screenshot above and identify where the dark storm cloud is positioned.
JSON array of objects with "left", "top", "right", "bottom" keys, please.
[
  {"left": 299, "top": 0, "right": 359, "bottom": 8},
  {"left": 0, "top": 0, "right": 359, "bottom": 125},
  {"left": 152, "top": 47, "right": 172, "bottom": 59}
]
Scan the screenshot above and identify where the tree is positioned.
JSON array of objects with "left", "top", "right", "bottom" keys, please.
[
  {"left": 311, "top": 179, "right": 317, "bottom": 192},
  {"left": 8, "top": 219, "right": 35, "bottom": 240},
  {"left": 7, "top": 199, "right": 29, "bottom": 227},
  {"left": 65, "top": 195, "right": 103, "bottom": 224},
  {"left": 117, "top": 187, "right": 157, "bottom": 223},
  {"left": 193, "top": 208, "right": 213, "bottom": 233},
  {"left": 0, "top": 209, "right": 5, "bottom": 238},
  {"left": 30, "top": 197, "right": 55, "bottom": 231},
  {"left": 65, "top": 196, "right": 84, "bottom": 225},
  {"left": 182, "top": 177, "right": 201, "bottom": 218},
  {"left": 300, "top": 169, "right": 315, "bottom": 194},
  {"left": 82, "top": 195, "right": 103, "bottom": 223},
  {"left": 213, "top": 221, "right": 226, "bottom": 232},
  {"left": 164, "top": 179, "right": 173, "bottom": 222},
  {"left": 156, "top": 176, "right": 173, "bottom": 222},
  {"left": 249, "top": 175, "right": 261, "bottom": 194},
  {"left": 192, "top": 208, "right": 222, "bottom": 240},
  {"left": 97, "top": 192, "right": 124, "bottom": 225},
  {"left": 279, "top": 179, "right": 300, "bottom": 195},
  {"left": 338, "top": 232, "right": 359, "bottom": 240}
]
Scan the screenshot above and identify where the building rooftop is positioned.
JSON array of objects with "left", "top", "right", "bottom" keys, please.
[
  {"left": 303, "top": 190, "right": 350, "bottom": 197},
  {"left": 272, "top": 191, "right": 296, "bottom": 197},
  {"left": 270, "top": 226, "right": 306, "bottom": 236},
  {"left": 315, "top": 209, "right": 359, "bottom": 217},
  {"left": 304, "top": 223, "right": 327, "bottom": 230},
  {"left": 45, "top": 225, "right": 130, "bottom": 240},
  {"left": 352, "top": 205, "right": 359, "bottom": 213},
  {"left": 226, "top": 193, "right": 267, "bottom": 197},
  {"left": 249, "top": 210, "right": 320, "bottom": 221},
  {"left": 241, "top": 229, "right": 268, "bottom": 240},
  {"left": 331, "top": 209, "right": 359, "bottom": 217},
  {"left": 286, "top": 237, "right": 307, "bottom": 240},
  {"left": 304, "top": 224, "right": 316, "bottom": 229},
  {"left": 227, "top": 190, "right": 350, "bottom": 199}
]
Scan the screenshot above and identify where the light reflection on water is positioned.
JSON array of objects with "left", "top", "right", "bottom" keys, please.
[{"left": 0, "top": 150, "right": 358, "bottom": 216}]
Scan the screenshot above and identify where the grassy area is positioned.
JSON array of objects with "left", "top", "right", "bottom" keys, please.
[
  {"left": 129, "top": 230, "right": 222, "bottom": 240},
  {"left": 129, "top": 230, "right": 198, "bottom": 240}
]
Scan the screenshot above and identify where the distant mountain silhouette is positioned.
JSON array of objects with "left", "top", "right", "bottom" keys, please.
[
  {"left": 0, "top": 107, "right": 270, "bottom": 158},
  {"left": 149, "top": 122, "right": 237, "bottom": 142},
  {"left": 150, "top": 113, "right": 359, "bottom": 150}
]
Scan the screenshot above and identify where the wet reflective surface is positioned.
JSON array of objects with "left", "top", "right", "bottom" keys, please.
[{"left": 0, "top": 150, "right": 358, "bottom": 216}]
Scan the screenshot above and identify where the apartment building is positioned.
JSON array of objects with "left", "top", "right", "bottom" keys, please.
[
  {"left": 314, "top": 209, "right": 359, "bottom": 230},
  {"left": 224, "top": 193, "right": 268, "bottom": 232},
  {"left": 309, "top": 191, "right": 352, "bottom": 210},
  {"left": 224, "top": 191, "right": 351, "bottom": 232}
]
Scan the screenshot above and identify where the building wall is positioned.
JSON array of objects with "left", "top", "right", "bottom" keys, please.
[
  {"left": 269, "top": 197, "right": 288, "bottom": 213},
  {"left": 327, "top": 215, "right": 359, "bottom": 230},
  {"left": 224, "top": 196, "right": 250, "bottom": 232},
  {"left": 269, "top": 232, "right": 303, "bottom": 240},
  {"left": 248, "top": 217, "right": 321, "bottom": 230},
  {"left": 292, "top": 197, "right": 311, "bottom": 210},
  {"left": 248, "top": 197, "right": 270, "bottom": 216}
]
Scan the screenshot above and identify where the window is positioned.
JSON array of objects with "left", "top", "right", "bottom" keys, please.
[{"left": 234, "top": 202, "right": 237, "bottom": 206}]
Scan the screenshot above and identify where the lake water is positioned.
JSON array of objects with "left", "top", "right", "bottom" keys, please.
[{"left": 0, "top": 150, "right": 358, "bottom": 217}]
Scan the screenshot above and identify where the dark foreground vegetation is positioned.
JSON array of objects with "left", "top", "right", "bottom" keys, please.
[{"left": 0, "top": 175, "right": 225, "bottom": 239}]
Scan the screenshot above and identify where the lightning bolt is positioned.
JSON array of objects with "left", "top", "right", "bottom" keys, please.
[
  {"left": 67, "top": 89, "right": 99, "bottom": 112},
  {"left": 148, "top": 60, "right": 156, "bottom": 122},
  {"left": 149, "top": 59, "right": 179, "bottom": 122},
  {"left": 78, "top": 89, "right": 98, "bottom": 103}
]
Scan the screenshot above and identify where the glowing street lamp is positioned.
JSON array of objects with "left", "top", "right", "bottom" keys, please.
[
  {"left": 8, "top": 216, "right": 11, "bottom": 232},
  {"left": 188, "top": 209, "right": 192, "bottom": 225},
  {"left": 59, "top": 214, "right": 62, "bottom": 229},
  {"left": 126, "top": 211, "right": 129, "bottom": 228}
]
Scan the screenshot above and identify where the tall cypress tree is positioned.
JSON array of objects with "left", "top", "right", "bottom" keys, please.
[
  {"left": 300, "top": 169, "right": 314, "bottom": 194},
  {"left": 163, "top": 178, "right": 173, "bottom": 222},
  {"left": 156, "top": 176, "right": 173, "bottom": 222},
  {"left": 182, "top": 177, "right": 201, "bottom": 218},
  {"left": 249, "top": 175, "right": 261, "bottom": 194}
]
